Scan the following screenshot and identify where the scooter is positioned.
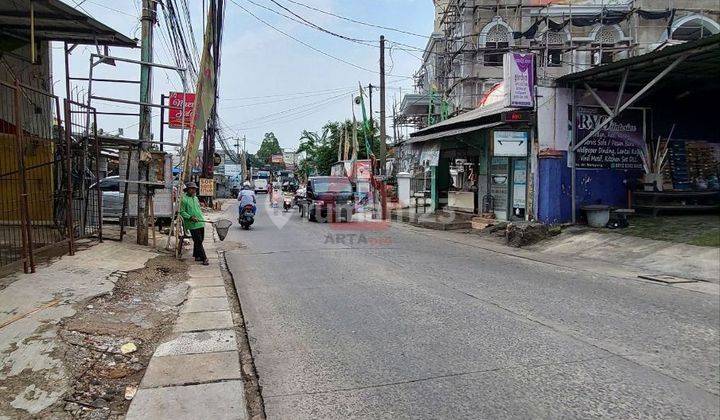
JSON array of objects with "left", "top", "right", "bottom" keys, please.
[
  {"left": 239, "top": 204, "right": 255, "bottom": 230},
  {"left": 282, "top": 193, "right": 293, "bottom": 212}
]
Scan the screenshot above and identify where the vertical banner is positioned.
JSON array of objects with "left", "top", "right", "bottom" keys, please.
[
  {"left": 503, "top": 53, "right": 535, "bottom": 108},
  {"left": 181, "top": 11, "right": 216, "bottom": 181},
  {"left": 168, "top": 92, "right": 196, "bottom": 129}
]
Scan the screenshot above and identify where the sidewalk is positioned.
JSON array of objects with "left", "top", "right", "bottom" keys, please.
[
  {"left": 126, "top": 225, "right": 247, "bottom": 420},
  {"left": 0, "top": 239, "right": 164, "bottom": 417}
]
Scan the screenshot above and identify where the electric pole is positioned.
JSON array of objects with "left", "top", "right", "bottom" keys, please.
[
  {"left": 367, "top": 83, "right": 373, "bottom": 131},
  {"left": 379, "top": 35, "right": 387, "bottom": 174},
  {"left": 379, "top": 35, "right": 388, "bottom": 220},
  {"left": 137, "top": 0, "right": 156, "bottom": 245}
]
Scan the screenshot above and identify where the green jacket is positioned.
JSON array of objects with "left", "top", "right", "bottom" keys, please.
[{"left": 179, "top": 194, "right": 205, "bottom": 231}]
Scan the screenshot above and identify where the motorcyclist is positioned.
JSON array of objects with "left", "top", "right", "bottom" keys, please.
[{"left": 237, "top": 182, "right": 257, "bottom": 215}]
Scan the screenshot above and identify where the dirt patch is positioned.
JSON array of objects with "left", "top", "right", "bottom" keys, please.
[{"left": 42, "top": 255, "right": 187, "bottom": 419}]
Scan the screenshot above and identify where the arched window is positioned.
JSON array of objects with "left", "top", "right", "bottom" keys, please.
[
  {"left": 671, "top": 15, "right": 720, "bottom": 41},
  {"left": 537, "top": 30, "right": 567, "bottom": 67},
  {"left": 480, "top": 19, "right": 513, "bottom": 67},
  {"left": 591, "top": 25, "right": 624, "bottom": 65}
]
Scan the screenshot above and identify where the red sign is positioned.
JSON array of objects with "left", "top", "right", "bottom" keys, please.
[{"left": 168, "top": 92, "right": 196, "bottom": 129}]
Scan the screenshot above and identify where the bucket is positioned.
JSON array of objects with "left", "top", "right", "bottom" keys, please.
[{"left": 213, "top": 219, "right": 233, "bottom": 241}]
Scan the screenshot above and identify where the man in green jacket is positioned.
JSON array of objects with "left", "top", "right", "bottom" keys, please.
[{"left": 179, "top": 182, "right": 209, "bottom": 265}]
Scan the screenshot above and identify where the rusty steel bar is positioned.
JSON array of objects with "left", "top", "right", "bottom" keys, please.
[
  {"left": 13, "top": 81, "right": 35, "bottom": 273},
  {"left": 93, "top": 111, "right": 103, "bottom": 242},
  {"left": 63, "top": 99, "right": 75, "bottom": 255}
]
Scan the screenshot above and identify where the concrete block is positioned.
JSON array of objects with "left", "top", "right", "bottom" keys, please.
[
  {"left": 174, "top": 311, "right": 234, "bottom": 332},
  {"left": 181, "top": 297, "right": 230, "bottom": 313},
  {"left": 155, "top": 330, "right": 237, "bottom": 356},
  {"left": 187, "top": 276, "right": 224, "bottom": 287},
  {"left": 189, "top": 286, "right": 227, "bottom": 298},
  {"left": 126, "top": 380, "right": 246, "bottom": 420},
  {"left": 188, "top": 270, "right": 223, "bottom": 279},
  {"left": 140, "top": 351, "right": 241, "bottom": 388}
]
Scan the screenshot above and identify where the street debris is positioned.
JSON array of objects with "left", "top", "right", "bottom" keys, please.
[
  {"left": 120, "top": 343, "right": 137, "bottom": 355},
  {"left": 0, "top": 255, "right": 189, "bottom": 419},
  {"left": 124, "top": 385, "right": 138, "bottom": 401}
]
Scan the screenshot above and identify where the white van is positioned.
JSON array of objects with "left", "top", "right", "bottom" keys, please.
[{"left": 253, "top": 178, "right": 269, "bottom": 194}]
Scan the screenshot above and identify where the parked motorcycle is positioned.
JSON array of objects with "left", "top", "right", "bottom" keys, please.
[{"left": 239, "top": 204, "right": 255, "bottom": 230}]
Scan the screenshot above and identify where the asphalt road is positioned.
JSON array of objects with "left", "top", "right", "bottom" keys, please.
[{"left": 224, "top": 195, "right": 719, "bottom": 419}]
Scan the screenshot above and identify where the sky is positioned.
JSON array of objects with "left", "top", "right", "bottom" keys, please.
[{"left": 55, "top": 0, "right": 435, "bottom": 155}]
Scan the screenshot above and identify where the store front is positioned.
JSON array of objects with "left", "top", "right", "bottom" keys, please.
[
  {"left": 408, "top": 111, "right": 533, "bottom": 221},
  {"left": 536, "top": 34, "right": 720, "bottom": 224}
]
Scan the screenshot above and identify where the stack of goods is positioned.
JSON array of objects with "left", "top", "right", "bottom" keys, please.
[
  {"left": 667, "top": 141, "right": 692, "bottom": 190},
  {"left": 685, "top": 141, "right": 720, "bottom": 189}
]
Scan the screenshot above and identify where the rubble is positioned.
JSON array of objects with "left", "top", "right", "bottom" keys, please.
[{"left": 506, "top": 222, "right": 550, "bottom": 247}]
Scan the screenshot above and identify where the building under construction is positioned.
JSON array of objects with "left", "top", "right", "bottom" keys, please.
[{"left": 400, "top": 0, "right": 720, "bottom": 126}]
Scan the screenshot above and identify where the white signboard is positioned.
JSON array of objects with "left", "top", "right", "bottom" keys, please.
[
  {"left": 494, "top": 131, "right": 529, "bottom": 157},
  {"left": 503, "top": 53, "right": 535, "bottom": 108},
  {"left": 224, "top": 164, "right": 242, "bottom": 177},
  {"left": 420, "top": 142, "right": 440, "bottom": 166}
]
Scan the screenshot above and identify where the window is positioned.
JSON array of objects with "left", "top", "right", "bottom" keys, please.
[
  {"left": 671, "top": 16, "right": 720, "bottom": 41},
  {"left": 98, "top": 178, "right": 120, "bottom": 192},
  {"left": 593, "top": 25, "right": 619, "bottom": 65},
  {"left": 539, "top": 31, "right": 565, "bottom": 67},
  {"left": 484, "top": 25, "right": 510, "bottom": 67}
]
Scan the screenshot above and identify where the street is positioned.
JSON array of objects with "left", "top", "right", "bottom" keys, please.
[{"left": 224, "top": 195, "right": 720, "bottom": 419}]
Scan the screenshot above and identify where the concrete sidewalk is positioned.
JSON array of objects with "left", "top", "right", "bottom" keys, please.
[
  {"left": 0, "top": 239, "right": 160, "bottom": 416},
  {"left": 126, "top": 226, "right": 247, "bottom": 420}
]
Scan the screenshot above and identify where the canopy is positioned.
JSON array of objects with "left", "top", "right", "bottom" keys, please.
[{"left": 0, "top": 0, "right": 136, "bottom": 47}]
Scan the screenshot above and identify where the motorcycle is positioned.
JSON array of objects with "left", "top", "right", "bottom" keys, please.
[
  {"left": 239, "top": 204, "right": 255, "bottom": 230},
  {"left": 282, "top": 192, "right": 293, "bottom": 212}
]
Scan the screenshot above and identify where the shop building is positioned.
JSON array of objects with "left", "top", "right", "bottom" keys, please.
[{"left": 536, "top": 34, "right": 720, "bottom": 223}]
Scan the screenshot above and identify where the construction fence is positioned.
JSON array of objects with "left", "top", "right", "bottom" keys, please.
[{"left": 0, "top": 80, "right": 102, "bottom": 274}]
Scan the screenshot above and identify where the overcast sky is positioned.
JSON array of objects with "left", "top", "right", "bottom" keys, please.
[{"left": 55, "top": 0, "right": 434, "bottom": 154}]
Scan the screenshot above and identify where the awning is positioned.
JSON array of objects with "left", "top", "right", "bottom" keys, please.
[
  {"left": 0, "top": 0, "right": 136, "bottom": 47},
  {"left": 556, "top": 34, "right": 720, "bottom": 91},
  {"left": 407, "top": 122, "right": 504, "bottom": 144}
]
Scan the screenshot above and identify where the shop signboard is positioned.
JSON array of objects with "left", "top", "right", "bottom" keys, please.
[
  {"left": 494, "top": 131, "right": 528, "bottom": 157},
  {"left": 574, "top": 106, "right": 645, "bottom": 170},
  {"left": 199, "top": 177, "right": 215, "bottom": 197},
  {"left": 420, "top": 142, "right": 440, "bottom": 166},
  {"left": 503, "top": 53, "right": 535, "bottom": 108},
  {"left": 224, "top": 164, "right": 242, "bottom": 177},
  {"left": 168, "top": 92, "right": 196, "bottom": 129},
  {"left": 271, "top": 153, "right": 284, "bottom": 164}
]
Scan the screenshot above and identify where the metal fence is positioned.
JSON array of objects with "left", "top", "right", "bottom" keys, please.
[{"left": 0, "top": 81, "right": 101, "bottom": 273}]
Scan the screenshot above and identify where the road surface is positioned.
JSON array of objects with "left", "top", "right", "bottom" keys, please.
[{"left": 223, "top": 195, "right": 719, "bottom": 419}]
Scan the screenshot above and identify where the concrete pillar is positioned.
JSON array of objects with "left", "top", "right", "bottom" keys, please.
[
  {"left": 396, "top": 172, "right": 411, "bottom": 208},
  {"left": 430, "top": 166, "right": 438, "bottom": 212}
]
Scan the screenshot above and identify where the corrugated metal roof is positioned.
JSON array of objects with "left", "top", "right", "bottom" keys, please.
[{"left": 0, "top": 0, "right": 136, "bottom": 47}]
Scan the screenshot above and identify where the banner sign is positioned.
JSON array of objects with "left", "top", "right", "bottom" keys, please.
[
  {"left": 503, "top": 53, "right": 535, "bottom": 108},
  {"left": 168, "top": 92, "right": 196, "bottom": 129},
  {"left": 199, "top": 177, "right": 215, "bottom": 197},
  {"left": 574, "top": 106, "right": 646, "bottom": 170},
  {"left": 271, "top": 153, "right": 284, "bottom": 164},
  {"left": 181, "top": 8, "right": 216, "bottom": 181}
]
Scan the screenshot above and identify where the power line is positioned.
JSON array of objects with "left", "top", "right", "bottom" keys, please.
[
  {"left": 229, "top": 0, "right": 413, "bottom": 79},
  {"left": 280, "top": 0, "right": 429, "bottom": 39},
  {"left": 220, "top": 86, "right": 355, "bottom": 101},
  {"left": 264, "top": 0, "right": 377, "bottom": 45}
]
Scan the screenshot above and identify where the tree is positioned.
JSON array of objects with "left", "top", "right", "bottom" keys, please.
[{"left": 256, "top": 132, "right": 282, "bottom": 163}]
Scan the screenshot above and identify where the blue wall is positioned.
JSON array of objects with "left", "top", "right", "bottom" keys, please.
[{"left": 537, "top": 152, "right": 642, "bottom": 224}]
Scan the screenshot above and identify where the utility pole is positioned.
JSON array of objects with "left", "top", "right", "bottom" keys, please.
[
  {"left": 241, "top": 136, "right": 248, "bottom": 181},
  {"left": 379, "top": 35, "right": 387, "bottom": 174},
  {"left": 378, "top": 35, "right": 388, "bottom": 220},
  {"left": 367, "top": 83, "right": 373, "bottom": 131},
  {"left": 137, "top": 0, "right": 156, "bottom": 246}
]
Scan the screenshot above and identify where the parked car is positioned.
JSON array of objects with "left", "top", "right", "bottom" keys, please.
[
  {"left": 91, "top": 176, "right": 173, "bottom": 227},
  {"left": 299, "top": 176, "right": 355, "bottom": 222}
]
